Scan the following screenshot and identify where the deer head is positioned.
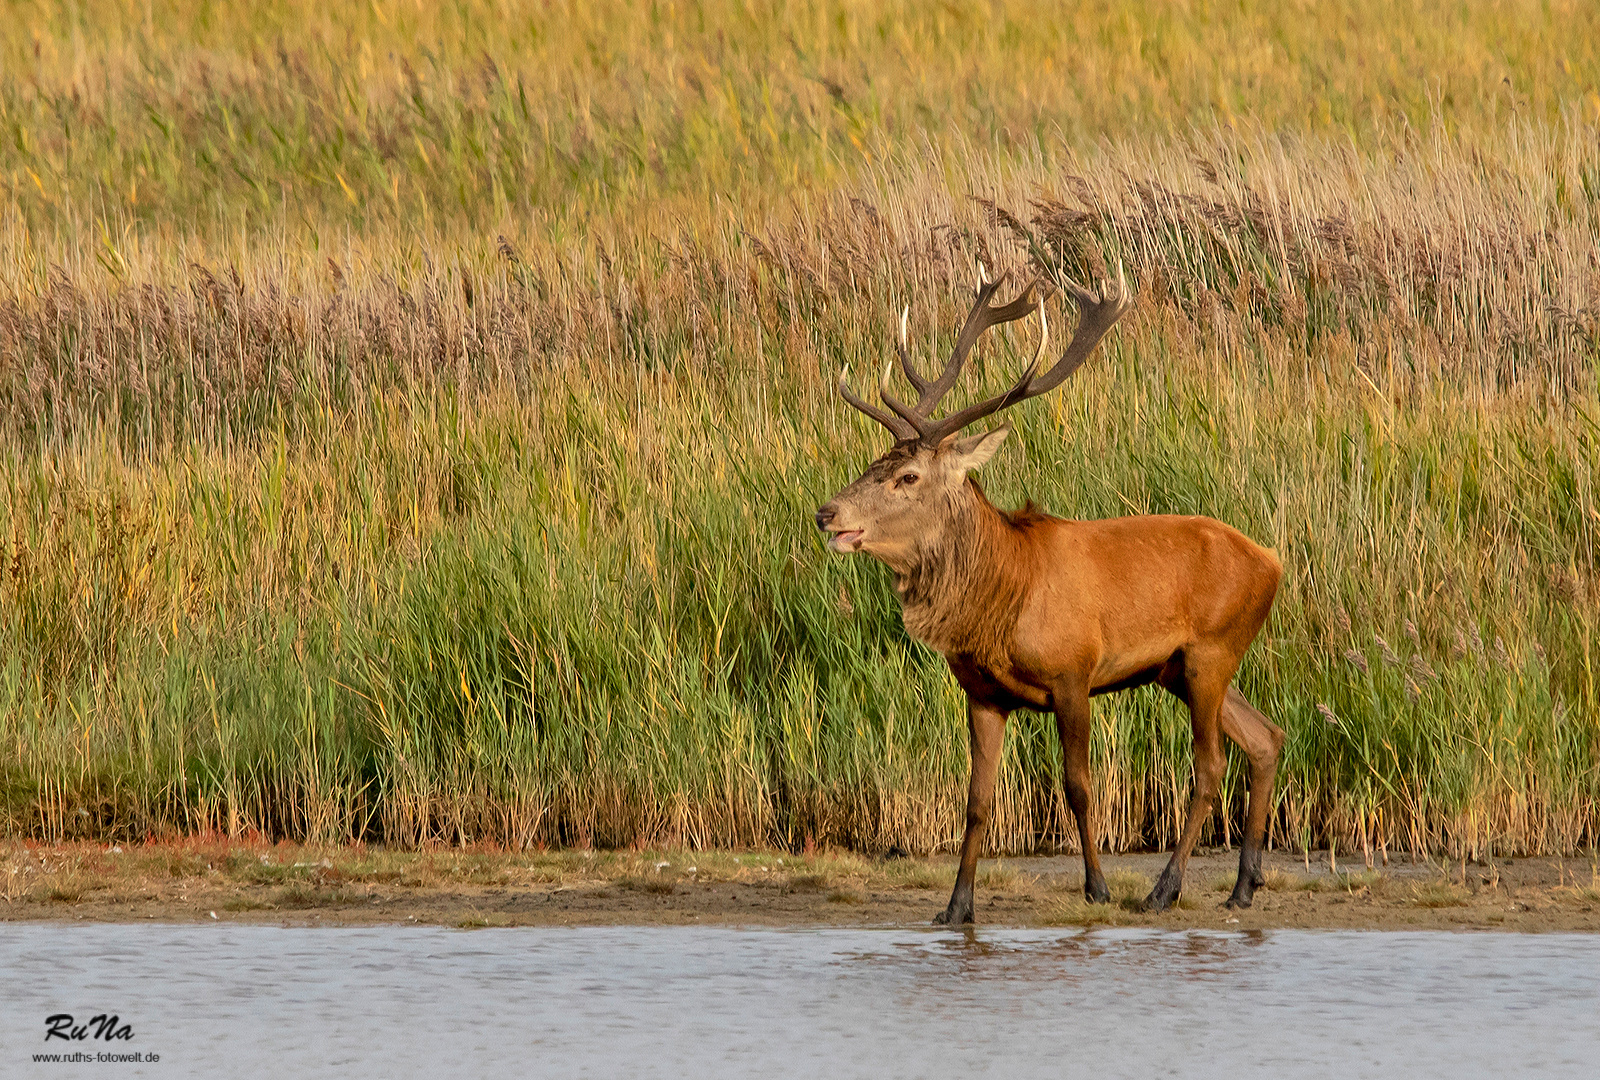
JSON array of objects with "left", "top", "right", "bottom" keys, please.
[{"left": 814, "top": 266, "right": 1132, "bottom": 567}]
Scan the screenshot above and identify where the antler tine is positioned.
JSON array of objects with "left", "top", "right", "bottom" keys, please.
[
  {"left": 872, "top": 303, "right": 941, "bottom": 437},
  {"left": 911, "top": 271, "right": 1045, "bottom": 417},
  {"left": 893, "top": 305, "right": 930, "bottom": 394},
  {"left": 1022, "top": 295, "right": 1049, "bottom": 381},
  {"left": 839, "top": 364, "right": 917, "bottom": 441},
  {"left": 1018, "top": 262, "right": 1131, "bottom": 399},
  {"left": 917, "top": 268, "right": 1132, "bottom": 445},
  {"left": 876, "top": 368, "right": 939, "bottom": 438}
]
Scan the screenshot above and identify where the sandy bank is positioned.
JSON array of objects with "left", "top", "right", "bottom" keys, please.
[{"left": 4, "top": 842, "right": 1597, "bottom": 932}]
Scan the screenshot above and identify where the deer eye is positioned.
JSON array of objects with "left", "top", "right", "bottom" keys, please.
[{"left": 896, "top": 472, "right": 919, "bottom": 488}]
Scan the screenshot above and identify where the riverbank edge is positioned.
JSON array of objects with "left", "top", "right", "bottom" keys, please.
[{"left": 4, "top": 842, "right": 1598, "bottom": 932}]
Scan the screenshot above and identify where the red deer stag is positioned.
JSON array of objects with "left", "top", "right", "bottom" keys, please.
[{"left": 814, "top": 268, "right": 1285, "bottom": 923}]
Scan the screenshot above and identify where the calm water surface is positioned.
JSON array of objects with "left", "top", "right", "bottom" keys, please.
[{"left": 2, "top": 924, "right": 1596, "bottom": 1078}]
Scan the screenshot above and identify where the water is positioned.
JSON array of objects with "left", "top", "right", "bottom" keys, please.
[{"left": 2, "top": 924, "right": 1596, "bottom": 1078}]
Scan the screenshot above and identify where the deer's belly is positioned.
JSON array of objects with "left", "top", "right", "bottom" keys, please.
[
  {"left": 944, "top": 654, "right": 1053, "bottom": 712},
  {"left": 1088, "top": 625, "right": 1190, "bottom": 688}
]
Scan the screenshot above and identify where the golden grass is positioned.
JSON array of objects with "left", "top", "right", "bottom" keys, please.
[
  {"left": 1039, "top": 898, "right": 1125, "bottom": 928},
  {"left": 220, "top": 895, "right": 270, "bottom": 913},
  {"left": 6, "top": 0, "right": 1597, "bottom": 256},
  {"left": 1105, "top": 869, "right": 1154, "bottom": 911}
]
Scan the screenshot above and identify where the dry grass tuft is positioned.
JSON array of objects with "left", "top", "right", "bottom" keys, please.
[
  {"left": 977, "top": 862, "right": 1033, "bottom": 891},
  {"left": 1569, "top": 868, "right": 1600, "bottom": 904},
  {"left": 617, "top": 876, "right": 676, "bottom": 896},
  {"left": 1104, "top": 870, "right": 1154, "bottom": 911},
  {"left": 1410, "top": 880, "right": 1471, "bottom": 908},
  {"left": 1263, "top": 869, "right": 1327, "bottom": 892},
  {"left": 221, "top": 895, "right": 271, "bottom": 912},
  {"left": 270, "top": 883, "right": 360, "bottom": 908},
  {"left": 44, "top": 877, "right": 87, "bottom": 903},
  {"left": 884, "top": 863, "right": 955, "bottom": 891},
  {"left": 1041, "top": 901, "right": 1129, "bottom": 928},
  {"left": 1333, "top": 870, "right": 1387, "bottom": 894}
]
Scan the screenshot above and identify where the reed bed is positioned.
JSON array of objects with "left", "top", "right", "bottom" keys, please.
[{"left": 2, "top": 1, "right": 1598, "bottom": 859}]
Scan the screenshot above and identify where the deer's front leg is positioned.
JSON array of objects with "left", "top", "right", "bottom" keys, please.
[
  {"left": 935, "top": 698, "right": 1009, "bottom": 926},
  {"left": 1054, "top": 679, "right": 1110, "bottom": 904}
]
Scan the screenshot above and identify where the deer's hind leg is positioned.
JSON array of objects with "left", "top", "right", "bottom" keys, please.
[
  {"left": 1219, "top": 687, "right": 1285, "bottom": 909},
  {"left": 1142, "top": 653, "right": 1231, "bottom": 913}
]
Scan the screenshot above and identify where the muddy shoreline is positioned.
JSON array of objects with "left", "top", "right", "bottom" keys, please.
[{"left": 4, "top": 842, "right": 1597, "bottom": 932}]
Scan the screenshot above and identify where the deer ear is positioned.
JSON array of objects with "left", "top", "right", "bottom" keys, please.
[{"left": 943, "top": 425, "right": 1009, "bottom": 474}]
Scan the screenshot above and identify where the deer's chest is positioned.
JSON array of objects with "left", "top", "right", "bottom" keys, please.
[{"left": 944, "top": 652, "right": 1052, "bottom": 713}]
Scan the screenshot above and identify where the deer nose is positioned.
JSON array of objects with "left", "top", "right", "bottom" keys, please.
[{"left": 815, "top": 506, "right": 836, "bottom": 531}]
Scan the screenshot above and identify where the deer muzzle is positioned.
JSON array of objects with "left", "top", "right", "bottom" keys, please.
[{"left": 814, "top": 504, "right": 864, "bottom": 553}]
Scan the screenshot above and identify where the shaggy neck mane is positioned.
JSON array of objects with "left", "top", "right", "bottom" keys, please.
[{"left": 894, "top": 479, "right": 1043, "bottom": 661}]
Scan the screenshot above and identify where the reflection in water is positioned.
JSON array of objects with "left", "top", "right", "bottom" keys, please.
[
  {"left": 1, "top": 924, "right": 1595, "bottom": 1079},
  {"left": 844, "top": 924, "right": 1275, "bottom": 986}
]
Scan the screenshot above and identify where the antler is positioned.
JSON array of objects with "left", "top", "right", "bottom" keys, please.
[
  {"left": 838, "top": 264, "right": 1132, "bottom": 444},
  {"left": 915, "top": 265, "right": 1132, "bottom": 444},
  {"left": 838, "top": 362, "right": 917, "bottom": 441}
]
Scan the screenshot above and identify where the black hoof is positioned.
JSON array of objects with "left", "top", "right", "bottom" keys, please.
[
  {"left": 933, "top": 905, "right": 973, "bottom": 926},
  {"left": 1237, "top": 848, "right": 1265, "bottom": 889},
  {"left": 1085, "top": 877, "right": 1111, "bottom": 904},
  {"left": 1223, "top": 891, "right": 1254, "bottom": 910},
  {"left": 1141, "top": 867, "right": 1183, "bottom": 912}
]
